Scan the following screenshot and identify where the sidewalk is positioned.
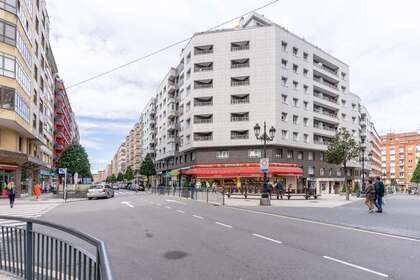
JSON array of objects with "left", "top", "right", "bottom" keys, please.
[
  {"left": 0, "top": 193, "right": 85, "bottom": 205},
  {"left": 231, "top": 194, "right": 420, "bottom": 238},
  {"left": 0, "top": 272, "right": 19, "bottom": 280}
]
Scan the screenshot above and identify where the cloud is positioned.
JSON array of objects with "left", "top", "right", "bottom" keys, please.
[{"left": 47, "top": 0, "right": 420, "bottom": 172}]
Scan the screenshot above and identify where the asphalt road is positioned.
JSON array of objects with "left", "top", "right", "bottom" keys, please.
[{"left": 42, "top": 191, "right": 420, "bottom": 280}]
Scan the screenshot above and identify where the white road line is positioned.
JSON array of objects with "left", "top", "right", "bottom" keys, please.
[
  {"left": 215, "top": 222, "right": 233, "bottom": 229},
  {"left": 165, "top": 199, "right": 187, "bottom": 205},
  {"left": 252, "top": 233, "right": 283, "bottom": 244},
  {"left": 229, "top": 207, "right": 420, "bottom": 243},
  {"left": 176, "top": 210, "right": 185, "bottom": 214},
  {"left": 165, "top": 206, "right": 171, "bottom": 209},
  {"left": 192, "top": 215, "right": 204, "bottom": 220},
  {"left": 323, "top": 256, "right": 388, "bottom": 278},
  {"left": 121, "top": 201, "right": 134, "bottom": 208}
]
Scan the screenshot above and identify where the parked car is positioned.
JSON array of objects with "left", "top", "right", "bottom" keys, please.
[
  {"left": 111, "top": 184, "right": 120, "bottom": 190},
  {"left": 87, "top": 185, "right": 115, "bottom": 200}
]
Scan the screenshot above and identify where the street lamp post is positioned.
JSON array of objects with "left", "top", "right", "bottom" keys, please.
[{"left": 254, "top": 122, "right": 276, "bottom": 197}]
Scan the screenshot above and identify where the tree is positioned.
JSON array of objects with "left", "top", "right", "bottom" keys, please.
[
  {"left": 140, "top": 154, "right": 156, "bottom": 187},
  {"left": 117, "top": 172, "right": 124, "bottom": 182},
  {"left": 411, "top": 158, "right": 420, "bottom": 184},
  {"left": 325, "top": 128, "right": 361, "bottom": 200},
  {"left": 125, "top": 166, "right": 134, "bottom": 181},
  {"left": 110, "top": 174, "right": 117, "bottom": 183},
  {"left": 57, "top": 144, "right": 92, "bottom": 179}
]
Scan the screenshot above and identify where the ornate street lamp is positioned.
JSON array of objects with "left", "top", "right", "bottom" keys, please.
[{"left": 254, "top": 122, "right": 276, "bottom": 197}]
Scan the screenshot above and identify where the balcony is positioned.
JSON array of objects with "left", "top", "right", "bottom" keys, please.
[
  {"left": 194, "top": 97, "right": 213, "bottom": 107},
  {"left": 194, "top": 132, "right": 213, "bottom": 141},
  {"left": 313, "top": 138, "right": 332, "bottom": 146},
  {"left": 313, "top": 62, "right": 338, "bottom": 76},
  {"left": 231, "top": 76, "right": 250, "bottom": 87},
  {"left": 231, "top": 58, "right": 250, "bottom": 69},
  {"left": 167, "top": 107, "right": 176, "bottom": 118},
  {"left": 313, "top": 75, "right": 339, "bottom": 91},
  {"left": 167, "top": 122, "right": 176, "bottom": 131},
  {"left": 231, "top": 130, "right": 249, "bottom": 140},
  {"left": 231, "top": 112, "right": 249, "bottom": 122},
  {"left": 194, "top": 45, "right": 214, "bottom": 55},
  {"left": 194, "top": 79, "right": 213, "bottom": 89},
  {"left": 313, "top": 91, "right": 338, "bottom": 104},
  {"left": 194, "top": 114, "right": 213, "bottom": 124},
  {"left": 231, "top": 94, "right": 250, "bottom": 104},
  {"left": 194, "top": 62, "right": 213, "bottom": 72},
  {"left": 231, "top": 41, "right": 250, "bottom": 51}
]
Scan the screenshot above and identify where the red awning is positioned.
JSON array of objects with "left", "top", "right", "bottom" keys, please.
[
  {"left": 0, "top": 165, "right": 18, "bottom": 171},
  {"left": 182, "top": 163, "right": 303, "bottom": 178}
]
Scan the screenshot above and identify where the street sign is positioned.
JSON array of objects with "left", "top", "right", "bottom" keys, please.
[
  {"left": 260, "top": 158, "right": 269, "bottom": 172},
  {"left": 58, "top": 168, "right": 67, "bottom": 175}
]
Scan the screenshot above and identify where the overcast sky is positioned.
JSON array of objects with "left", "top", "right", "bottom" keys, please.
[{"left": 47, "top": 0, "right": 420, "bottom": 172}]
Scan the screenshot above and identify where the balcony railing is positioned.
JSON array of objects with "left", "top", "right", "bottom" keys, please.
[
  {"left": 194, "top": 119, "right": 213, "bottom": 124},
  {"left": 314, "top": 139, "right": 331, "bottom": 146},
  {"left": 313, "top": 77, "right": 338, "bottom": 90},
  {"left": 231, "top": 80, "right": 250, "bottom": 86},
  {"left": 313, "top": 93, "right": 338, "bottom": 104},
  {"left": 314, "top": 124, "right": 337, "bottom": 132},
  {"left": 313, "top": 62, "right": 338, "bottom": 76},
  {"left": 231, "top": 134, "right": 249, "bottom": 140},
  {"left": 231, "top": 97, "right": 249, "bottom": 104},
  {"left": 194, "top": 48, "right": 213, "bottom": 55},
  {"left": 194, "top": 83, "right": 213, "bottom": 89},
  {"left": 194, "top": 101, "right": 213, "bottom": 106},
  {"left": 313, "top": 108, "right": 338, "bottom": 118},
  {"left": 231, "top": 116, "right": 249, "bottom": 122},
  {"left": 194, "top": 135, "right": 213, "bottom": 141},
  {"left": 231, "top": 62, "right": 250, "bottom": 69}
]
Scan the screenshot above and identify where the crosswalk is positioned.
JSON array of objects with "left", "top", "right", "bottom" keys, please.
[{"left": 0, "top": 202, "right": 60, "bottom": 228}]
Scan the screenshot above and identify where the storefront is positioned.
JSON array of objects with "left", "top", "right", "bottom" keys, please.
[{"left": 181, "top": 163, "right": 304, "bottom": 193}]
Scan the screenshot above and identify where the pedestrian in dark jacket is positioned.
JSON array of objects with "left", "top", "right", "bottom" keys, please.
[
  {"left": 364, "top": 179, "right": 375, "bottom": 213},
  {"left": 374, "top": 177, "right": 385, "bottom": 213},
  {"left": 189, "top": 181, "right": 195, "bottom": 199},
  {"left": 275, "top": 181, "right": 284, "bottom": 200}
]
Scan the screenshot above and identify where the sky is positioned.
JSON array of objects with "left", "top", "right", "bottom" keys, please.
[{"left": 47, "top": 0, "right": 420, "bottom": 172}]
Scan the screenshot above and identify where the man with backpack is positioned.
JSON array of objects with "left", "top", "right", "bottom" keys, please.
[
  {"left": 275, "top": 180, "right": 284, "bottom": 200},
  {"left": 374, "top": 176, "right": 385, "bottom": 213}
]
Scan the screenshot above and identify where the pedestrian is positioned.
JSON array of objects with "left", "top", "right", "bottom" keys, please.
[
  {"left": 275, "top": 180, "right": 284, "bottom": 200},
  {"left": 364, "top": 179, "right": 375, "bottom": 213},
  {"left": 374, "top": 176, "right": 385, "bottom": 213},
  {"left": 34, "top": 183, "right": 42, "bottom": 199},
  {"left": 189, "top": 180, "right": 195, "bottom": 199},
  {"left": 267, "top": 181, "right": 273, "bottom": 199},
  {"left": 7, "top": 182, "right": 17, "bottom": 208}
]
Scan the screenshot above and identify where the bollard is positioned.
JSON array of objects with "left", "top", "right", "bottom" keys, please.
[
  {"left": 222, "top": 187, "right": 225, "bottom": 206},
  {"left": 25, "top": 222, "right": 33, "bottom": 280},
  {"left": 206, "top": 187, "right": 209, "bottom": 204}
]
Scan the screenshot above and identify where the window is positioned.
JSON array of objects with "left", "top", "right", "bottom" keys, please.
[
  {"left": 0, "top": 20, "right": 16, "bottom": 45},
  {"left": 303, "top": 118, "right": 309, "bottom": 127},
  {"left": 352, "top": 116, "right": 356, "bottom": 123},
  {"left": 308, "top": 151, "right": 314, "bottom": 160},
  {"left": 231, "top": 76, "right": 250, "bottom": 86},
  {"left": 308, "top": 166, "right": 315, "bottom": 175},
  {"left": 18, "top": 137, "right": 23, "bottom": 152},
  {"left": 337, "top": 169, "right": 342, "bottom": 176},
  {"left": 293, "top": 115, "right": 298, "bottom": 124},
  {"left": 281, "top": 41, "right": 287, "bottom": 51},
  {"left": 293, "top": 81, "right": 298, "bottom": 90},
  {"left": 248, "top": 149, "right": 262, "bottom": 158},
  {"left": 16, "top": 31, "right": 32, "bottom": 68},
  {"left": 231, "top": 41, "right": 249, "bottom": 51},
  {"left": 35, "top": 17, "right": 39, "bottom": 33},
  {"left": 281, "top": 112, "right": 288, "bottom": 121},
  {"left": 303, "top": 52, "right": 308, "bottom": 60},
  {"left": 341, "top": 113, "right": 346, "bottom": 120},
  {"left": 303, "top": 84, "right": 308, "bottom": 93},
  {"left": 281, "top": 59, "right": 288, "bottom": 68},
  {"left": 341, "top": 72, "right": 346, "bottom": 80},
  {"left": 231, "top": 94, "right": 249, "bottom": 104},
  {"left": 281, "top": 94, "right": 288, "bottom": 104},
  {"left": 341, "top": 99, "right": 346, "bottom": 106},
  {"left": 194, "top": 79, "right": 213, "bottom": 89},
  {"left": 231, "top": 130, "right": 249, "bottom": 140},
  {"left": 303, "top": 68, "right": 308, "bottom": 77},
  {"left": 304, "top": 134, "right": 309, "bottom": 143},
  {"left": 216, "top": 151, "right": 229, "bottom": 159},
  {"left": 293, "top": 132, "right": 299, "bottom": 141},
  {"left": 194, "top": 45, "right": 213, "bottom": 55},
  {"left": 34, "top": 65, "right": 38, "bottom": 80},
  {"left": 303, "top": 101, "right": 309, "bottom": 110},
  {"left": 293, "top": 64, "right": 298, "bottom": 73},
  {"left": 275, "top": 149, "right": 282, "bottom": 158},
  {"left": 341, "top": 86, "right": 346, "bottom": 92},
  {"left": 293, "top": 98, "right": 298, "bottom": 107},
  {"left": 281, "top": 76, "right": 288, "bottom": 86},
  {"left": 194, "top": 62, "right": 213, "bottom": 72},
  {"left": 297, "top": 151, "right": 303, "bottom": 160},
  {"left": 231, "top": 58, "right": 250, "bottom": 69},
  {"left": 281, "top": 130, "right": 288, "bottom": 139},
  {"left": 320, "top": 152, "right": 324, "bottom": 161},
  {"left": 231, "top": 112, "right": 249, "bottom": 122},
  {"left": 352, "top": 103, "right": 356, "bottom": 110},
  {"left": 320, "top": 168, "right": 325, "bottom": 176},
  {"left": 287, "top": 150, "right": 293, "bottom": 159},
  {"left": 292, "top": 47, "right": 298, "bottom": 56},
  {"left": 33, "top": 90, "right": 37, "bottom": 104}
]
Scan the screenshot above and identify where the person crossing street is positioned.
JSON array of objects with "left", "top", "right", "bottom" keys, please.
[
  {"left": 7, "top": 181, "right": 16, "bottom": 208},
  {"left": 374, "top": 177, "right": 385, "bottom": 213}
]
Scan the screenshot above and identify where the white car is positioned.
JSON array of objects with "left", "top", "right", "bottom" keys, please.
[{"left": 87, "top": 185, "right": 115, "bottom": 200}]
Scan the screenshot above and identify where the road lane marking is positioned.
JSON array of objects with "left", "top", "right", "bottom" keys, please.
[
  {"left": 192, "top": 215, "right": 204, "bottom": 220},
  {"left": 229, "top": 207, "right": 420, "bottom": 243},
  {"left": 165, "top": 199, "right": 187, "bottom": 205},
  {"left": 252, "top": 233, "right": 283, "bottom": 244},
  {"left": 176, "top": 210, "right": 185, "bottom": 214},
  {"left": 121, "top": 201, "right": 134, "bottom": 208},
  {"left": 215, "top": 222, "right": 233, "bottom": 229},
  {"left": 323, "top": 256, "right": 388, "bottom": 278},
  {"left": 165, "top": 206, "right": 171, "bottom": 209}
]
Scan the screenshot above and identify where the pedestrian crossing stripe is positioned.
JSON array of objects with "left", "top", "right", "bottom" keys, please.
[{"left": 0, "top": 203, "right": 60, "bottom": 228}]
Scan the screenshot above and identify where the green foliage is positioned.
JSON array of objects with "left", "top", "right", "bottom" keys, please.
[
  {"left": 125, "top": 166, "right": 135, "bottom": 181},
  {"left": 325, "top": 128, "right": 361, "bottom": 178},
  {"left": 183, "top": 180, "right": 190, "bottom": 191},
  {"left": 117, "top": 172, "right": 124, "bottom": 182},
  {"left": 340, "top": 185, "right": 346, "bottom": 193},
  {"left": 139, "top": 155, "right": 156, "bottom": 182},
  {"left": 411, "top": 158, "right": 420, "bottom": 183},
  {"left": 353, "top": 182, "right": 360, "bottom": 193},
  {"left": 110, "top": 174, "right": 117, "bottom": 183},
  {"left": 57, "top": 144, "right": 92, "bottom": 178}
]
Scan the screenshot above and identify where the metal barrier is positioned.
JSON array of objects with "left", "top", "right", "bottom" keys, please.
[
  {"left": 150, "top": 186, "right": 225, "bottom": 205},
  {"left": 0, "top": 216, "right": 113, "bottom": 280}
]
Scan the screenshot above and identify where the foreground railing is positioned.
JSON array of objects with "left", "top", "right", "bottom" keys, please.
[{"left": 0, "top": 216, "right": 113, "bottom": 280}]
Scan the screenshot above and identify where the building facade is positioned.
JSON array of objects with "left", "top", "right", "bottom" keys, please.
[
  {"left": 381, "top": 131, "right": 420, "bottom": 188},
  {"left": 53, "top": 76, "right": 78, "bottom": 167},
  {"left": 0, "top": 0, "right": 60, "bottom": 194}
]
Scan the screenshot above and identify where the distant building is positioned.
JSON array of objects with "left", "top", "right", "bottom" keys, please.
[{"left": 381, "top": 131, "right": 420, "bottom": 188}]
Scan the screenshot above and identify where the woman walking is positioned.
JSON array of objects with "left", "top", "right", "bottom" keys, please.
[
  {"left": 364, "top": 179, "right": 375, "bottom": 213},
  {"left": 7, "top": 182, "right": 17, "bottom": 208}
]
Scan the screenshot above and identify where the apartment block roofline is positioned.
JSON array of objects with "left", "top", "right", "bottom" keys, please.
[{"left": 189, "top": 12, "right": 349, "bottom": 67}]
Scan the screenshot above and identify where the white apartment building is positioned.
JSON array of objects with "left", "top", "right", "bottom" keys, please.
[
  {"left": 141, "top": 98, "right": 157, "bottom": 158},
  {"left": 360, "top": 105, "right": 382, "bottom": 178}
]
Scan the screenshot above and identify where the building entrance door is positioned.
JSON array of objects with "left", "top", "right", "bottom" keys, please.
[{"left": 0, "top": 169, "right": 15, "bottom": 191}]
